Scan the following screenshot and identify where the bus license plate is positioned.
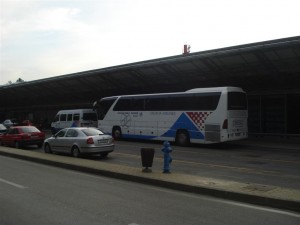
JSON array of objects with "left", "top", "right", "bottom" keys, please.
[{"left": 233, "top": 120, "right": 243, "bottom": 128}]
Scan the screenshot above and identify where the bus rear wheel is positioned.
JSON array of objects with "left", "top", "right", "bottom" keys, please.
[
  {"left": 176, "top": 130, "right": 190, "bottom": 146},
  {"left": 112, "top": 127, "right": 122, "bottom": 140}
]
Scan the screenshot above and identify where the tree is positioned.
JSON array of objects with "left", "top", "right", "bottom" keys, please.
[
  {"left": 5, "top": 78, "right": 25, "bottom": 85},
  {"left": 16, "top": 78, "right": 25, "bottom": 83}
]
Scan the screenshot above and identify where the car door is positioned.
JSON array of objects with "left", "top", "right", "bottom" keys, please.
[
  {"left": 64, "top": 129, "right": 79, "bottom": 153},
  {"left": 3, "top": 128, "right": 19, "bottom": 146},
  {"left": 51, "top": 129, "right": 67, "bottom": 152},
  {"left": 55, "top": 128, "right": 79, "bottom": 153}
]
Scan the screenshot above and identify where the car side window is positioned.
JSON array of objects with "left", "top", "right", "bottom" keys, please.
[
  {"left": 7, "top": 128, "right": 14, "bottom": 134},
  {"left": 7, "top": 128, "right": 18, "bottom": 134},
  {"left": 60, "top": 114, "right": 67, "bottom": 121},
  {"left": 56, "top": 130, "right": 66, "bottom": 137},
  {"left": 73, "top": 114, "right": 80, "bottom": 121},
  {"left": 66, "top": 129, "right": 78, "bottom": 137},
  {"left": 67, "top": 114, "right": 73, "bottom": 121}
]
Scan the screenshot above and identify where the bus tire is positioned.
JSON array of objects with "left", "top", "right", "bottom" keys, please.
[
  {"left": 112, "top": 127, "right": 122, "bottom": 140},
  {"left": 176, "top": 130, "right": 190, "bottom": 146}
]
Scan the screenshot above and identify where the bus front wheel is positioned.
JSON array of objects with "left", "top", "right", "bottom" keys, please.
[
  {"left": 112, "top": 127, "right": 122, "bottom": 140},
  {"left": 176, "top": 130, "right": 190, "bottom": 146}
]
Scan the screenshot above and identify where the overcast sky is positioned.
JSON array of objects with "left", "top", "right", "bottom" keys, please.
[{"left": 0, "top": 0, "right": 299, "bottom": 85}]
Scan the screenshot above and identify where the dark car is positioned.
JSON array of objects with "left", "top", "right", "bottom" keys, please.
[
  {"left": 0, "top": 124, "right": 7, "bottom": 134},
  {"left": 0, "top": 126, "right": 45, "bottom": 149},
  {"left": 2, "top": 119, "right": 18, "bottom": 128},
  {"left": 0, "top": 124, "right": 8, "bottom": 142}
]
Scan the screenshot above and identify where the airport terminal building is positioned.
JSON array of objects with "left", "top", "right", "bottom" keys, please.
[{"left": 1, "top": 36, "right": 300, "bottom": 137}]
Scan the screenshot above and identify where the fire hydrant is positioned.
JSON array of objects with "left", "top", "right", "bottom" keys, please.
[{"left": 162, "top": 141, "right": 172, "bottom": 173}]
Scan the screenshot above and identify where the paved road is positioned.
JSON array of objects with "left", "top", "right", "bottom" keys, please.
[
  {"left": 111, "top": 140, "right": 300, "bottom": 188},
  {"left": 1, "top": 155, "right": 299, "bottom": 225},
  {"left": 30, "top": 138, "right": 300, "bottom": 190}
]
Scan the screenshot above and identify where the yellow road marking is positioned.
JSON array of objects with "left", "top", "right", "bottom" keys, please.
[{"left": 112, "top": 152, "right": 300, "bottom": 179}]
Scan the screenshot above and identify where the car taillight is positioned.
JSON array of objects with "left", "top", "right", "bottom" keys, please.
[
  {"left": 86, "top": 137, "right": 94, "bottom": 144},
  {"left": 222, "top": 119, "right": 228, "bottom": 129}
]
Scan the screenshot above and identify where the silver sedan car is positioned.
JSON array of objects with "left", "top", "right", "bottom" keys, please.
[{"left": 44, "top": 127, "right": 114, "bottom": 158}]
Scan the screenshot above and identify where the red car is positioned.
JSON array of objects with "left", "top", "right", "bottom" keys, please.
[{"left": 0, "top": 126, "right": 45, "bottom": 149}]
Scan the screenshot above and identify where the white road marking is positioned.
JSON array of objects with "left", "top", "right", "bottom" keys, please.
[
  {"left": 146, "top": 185, "right": 300, "bottom": 218},
  {"left": 0, "top": 178, "right": 27, "bottom": 189},
  {"left": 222, "top": 200, "right": 300, "bottom": 218}
]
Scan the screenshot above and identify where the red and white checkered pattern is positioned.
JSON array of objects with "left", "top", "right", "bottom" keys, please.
[{"left": 186, "top": 112, "right": 212, "bottom": 130}]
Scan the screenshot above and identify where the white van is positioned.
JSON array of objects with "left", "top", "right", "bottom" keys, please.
[{"left": 51, "top": 109, "right": 98, "bottom": 134}]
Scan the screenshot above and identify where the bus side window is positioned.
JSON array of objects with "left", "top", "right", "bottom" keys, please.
[{"left": 73, "top": 114, "right": 80, "bottom": 121}]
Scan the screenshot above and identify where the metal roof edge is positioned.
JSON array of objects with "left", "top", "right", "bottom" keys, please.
[{"left": 1, "top": 36, "right": 299, "bottom": 90}]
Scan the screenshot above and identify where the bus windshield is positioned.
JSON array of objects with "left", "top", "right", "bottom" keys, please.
[{"left": 96, "top": 97, "right": 117, "bottom": 120}]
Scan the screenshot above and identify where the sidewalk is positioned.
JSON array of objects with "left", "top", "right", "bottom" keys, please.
[
  {"left": 234, "top": 135, "right": 300, "bottom": 150},
  {"left": 0, "top": 145, "right": 299, "bottom": 213}
]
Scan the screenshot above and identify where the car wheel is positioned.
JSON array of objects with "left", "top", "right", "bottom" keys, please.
[
  {"left": 100, "top": 152, "right": 108, "bottom": 158},
  {"left": 44, "top": 143, "right": 52, "bottom": 153},
  {"left": 71, "top": 146, "right": 80, "bottom": 158},
  {"left": 15, "top": 141, "right": 21, "bottom": 149}
]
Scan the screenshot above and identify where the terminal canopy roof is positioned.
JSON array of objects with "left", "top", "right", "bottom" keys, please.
[{"left": 1, "top": 36, "right": 300, "bottom": 110}]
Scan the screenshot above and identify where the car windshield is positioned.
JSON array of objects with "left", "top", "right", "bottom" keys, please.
[
  {"left": 81, "top": 128, "right": 104, "bottom": 136},
  {"left": 20, "top": 127, "right": 40, "bottom": 133}
]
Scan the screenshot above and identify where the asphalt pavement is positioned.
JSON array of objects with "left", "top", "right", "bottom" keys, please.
[{"left": 0, "top": 136, "right": 299, "bottom": 213}]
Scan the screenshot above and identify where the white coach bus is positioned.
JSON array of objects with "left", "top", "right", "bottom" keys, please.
[{"left": 93, "top": 87, "right": 248, "bottom": 145}]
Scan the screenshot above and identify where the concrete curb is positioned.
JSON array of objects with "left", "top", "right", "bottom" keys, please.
[{"left": 0, "top": 147, "right": 299, "bottom": 213}]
